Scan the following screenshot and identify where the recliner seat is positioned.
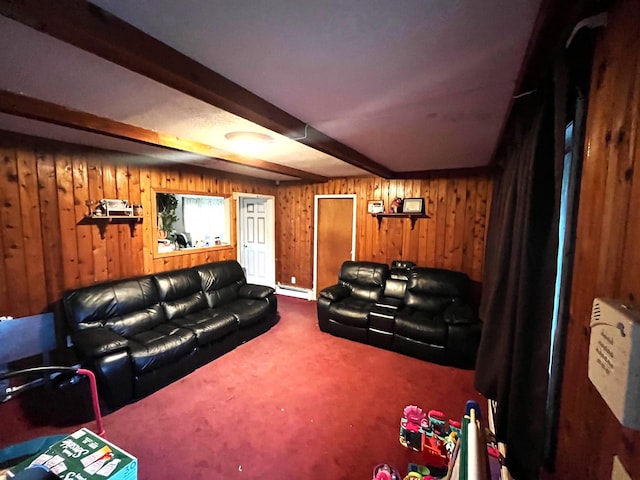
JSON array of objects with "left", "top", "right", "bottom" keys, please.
[{"left": 317, "top": 261, "right": 481, "bottom": 368}]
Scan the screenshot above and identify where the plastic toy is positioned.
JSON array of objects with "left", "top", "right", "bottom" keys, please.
[
  {"left": 403, "top": 473, "right": 422, "bottom": 479},
  {"left": 444, "top": 431, "right": 458, "bottom": 456},
  {"left": 372, "top": 464, "right": 401, "bottom": 480},
  {"left": 399, "top": 404, "right": 457, "bottom": 471},
  {"left": 400, "top": 405, "right": 426, "bottom": 451},
  {"left": 427, "top": 410, "right": 446, "bottom": 436},
  {"left": 404, "top": 405, "right": 426, "bottom": 425},
  {"left": 422, "top": 433, "right": 449, "bottom": 470},
  {"left": 449, "top": 419, "right": 462, "bottom": 435},
  {"left": 404, "top": 463, "right": 431, "bottom": 479}
]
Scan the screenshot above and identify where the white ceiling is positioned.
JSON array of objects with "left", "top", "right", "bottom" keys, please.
[{"left": 0, "top": 0, "right": 542, "bottom": 181}]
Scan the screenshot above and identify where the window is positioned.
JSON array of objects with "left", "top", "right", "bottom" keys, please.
[{"left": 155, "top": 191, "right": 231, "bottom": 255}]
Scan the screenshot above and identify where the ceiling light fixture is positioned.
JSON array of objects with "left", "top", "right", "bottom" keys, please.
[{"left": 224, "top": 131, "right": 274, "bottom": 155}]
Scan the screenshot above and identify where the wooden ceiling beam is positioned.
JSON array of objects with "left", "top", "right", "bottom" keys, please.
[
  {"left": 0, "top": 90, "right": 328, "bottom": 182},
  {"left": 0, "top": 0, "right": 393, "bottom": 178}
]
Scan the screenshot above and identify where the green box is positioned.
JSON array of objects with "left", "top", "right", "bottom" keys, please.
[{"left": 7, "top": 428, "right": 137, "bottom": 480}]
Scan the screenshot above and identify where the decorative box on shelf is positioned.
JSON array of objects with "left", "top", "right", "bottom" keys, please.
[
  {"left": 367, "top": 200, "right": 385, "bottom": 214},
  {"left": 100, "top": 199, "right": 134, "bottom": 216}
]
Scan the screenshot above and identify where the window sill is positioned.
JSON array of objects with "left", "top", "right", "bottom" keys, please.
[{"left": 153, "top": 243, "right": 233, "bottom": 259}]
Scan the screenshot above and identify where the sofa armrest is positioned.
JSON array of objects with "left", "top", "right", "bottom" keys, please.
[
  {"left": 446, "top": 322, "right": 482, "bottom": 368},
  {"left": 239, "top": 284, "right": 276, "bottom": 299},
  {"left": 443, "top": 303, "right": 477, "bottom": 325},
  {"left": 319, "top": 284, "right": 351, "bottom": 302},
  {"left": 73, "top": 328, "right": 129, "bottom": 358}
]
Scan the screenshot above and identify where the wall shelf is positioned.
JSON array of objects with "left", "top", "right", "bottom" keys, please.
[
  {"left": 84, "top": 215, "right": 143, "bottom": 239},
  {"left": 372, "top": 213, "right": 430, "bottom": 230}
]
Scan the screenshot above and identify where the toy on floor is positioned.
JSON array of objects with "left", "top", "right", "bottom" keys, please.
[
  {"left": 399, "top": 405, "right": 460, "bottom": 471},
  {"left": 426, "top": 410, "right": 446, "bottom": 436},
  {"left": 403, "top": 463, "right": 432, "bottom": 479},
  {"left": 372, "top": 463, "right": 401, "bottom": 480},
  {"left": 403, "top": 474, "right": 439, "bottom": 480},
  {"left": 403, "top": 473, "right": 423, "bottom": 479},
  {"left": 399, "top": 405, "right": 426, "bottom": 451},
  {"left": 422, "top": 433, "right": 449, "bottom": 470}
]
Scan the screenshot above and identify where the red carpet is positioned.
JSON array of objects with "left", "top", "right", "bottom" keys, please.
[{"left": 1, "top": 296, "right": 483, "bottom": 479}]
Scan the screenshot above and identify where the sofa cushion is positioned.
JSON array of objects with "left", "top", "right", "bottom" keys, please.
[
  {"left": 128, "top": 324, "right": 197, "bottom": 374},
  {"left": 327, "top": 297, "right": 373, "bottom": 328},
  {"left": 404, "top": 268, "right": 469, "bottom": 312},
  {"left": 154, "top": 268, "right": 203, "bottom": 301},
  {"left": 63, "top": 276, "right": 163, "bottom": 332},
  {"left": 221, "top": 298, "right": 272, "bottom": 328},
  {"left": 406, "top": 267, "right": 470, "bottom": 296},
  {"left": 382, "top": 278, "right": 407, "bottom": 302},
  {"left": 404, "top": 295, "right": 454, "bottom": 313},
  {"left": 395, "top": 310, "right": 448, "bottom": 345},
  {"left": 72, "top": 328, "right": 129, "bottom": 357},
  {"left": 339, "top": 261, "right": 389, "bottom": 301},
  {"left": 163, "top": 292, "right": 209, "bottom": 320},
  {"left": 153, "top": 268, "right": 210, "bottom": 320},
  {"left": 320, "top": 284, "right": 351, "bottom": 302},
  {"left": 238, "top": 284, "right": 275, "bottom": 299},
  {"left": 105, "top": 305, "right": 167, "bottom": 337},
  {"left": 170, "top": 309, "right": 238, "bottom": 345},
  {"left": 196, "top": 260, "right": 246, "bottom": 307}
]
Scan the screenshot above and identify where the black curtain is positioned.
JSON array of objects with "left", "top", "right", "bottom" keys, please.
[{"left": 474, "top": 84, "right": 563, "bottom": 479}]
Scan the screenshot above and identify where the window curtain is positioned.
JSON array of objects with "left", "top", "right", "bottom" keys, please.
[
  {"left": 182, "top": 196, "right": 225, "bottom": 245},
  {"left": 474, "top": 85, "right": 563, "bottom": 479}
]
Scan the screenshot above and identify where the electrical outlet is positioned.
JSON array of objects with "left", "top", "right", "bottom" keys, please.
[
  {"left": 612, "top": 456, "right": 631, "bottom": 480},
  {"left": 291, "top": 276, "right": 296, "bottom": 285}
]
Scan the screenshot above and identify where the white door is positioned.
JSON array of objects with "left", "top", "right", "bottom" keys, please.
[{"left": 238, "top": 196, "right": 275, "bottom": 286}]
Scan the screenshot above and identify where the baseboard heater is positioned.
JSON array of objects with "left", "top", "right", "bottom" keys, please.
[{"left": 276, "top": 284, "right": 314, "bottom": 300}]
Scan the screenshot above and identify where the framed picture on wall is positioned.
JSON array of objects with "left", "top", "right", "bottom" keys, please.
[
  {"left": 401, "top": 198, "right": 424, "bottom": 214},
  {"left": 367, "top": 200, "right": 385, "bottom": 214}
]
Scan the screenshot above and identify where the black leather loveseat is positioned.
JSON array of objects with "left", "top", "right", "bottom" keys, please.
[
  {"left": 63, "top": 260, "right": 278, "bottom": 407},
  {"left": 317, "top": 261, "right": 481, "bottom": 368}
]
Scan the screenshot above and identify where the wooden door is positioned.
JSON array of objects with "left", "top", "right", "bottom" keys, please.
[{"left": 315, "top": 197, "right": 355, "bottom": 297}]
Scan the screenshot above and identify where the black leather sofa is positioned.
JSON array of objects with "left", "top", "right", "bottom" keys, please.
[
  {"left": 317, "top": 261, "right": 481, "bottom": 368},
  {"left": 62, "top": 260, "right": 278, "bottom": 407}
]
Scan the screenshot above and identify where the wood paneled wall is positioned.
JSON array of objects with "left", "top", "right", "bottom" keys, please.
[
  {"left": 545, "top": 0, "right": 640, "bottom": 478},
  {"left": 276, "top": 175, "right": 493, "bottom": 289},
  {"left": 1, "top": 130, "right": 492, "bottom": 321},
  {"left": 0, "top": 132, "right": 275, "bottom": 319}
]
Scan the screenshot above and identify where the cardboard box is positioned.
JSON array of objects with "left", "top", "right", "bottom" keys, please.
[{"left": 7, "top": 429, "right": 137, "bottom": 480}]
